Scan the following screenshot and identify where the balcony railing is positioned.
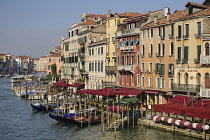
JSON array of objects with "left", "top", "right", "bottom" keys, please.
[
  {"left": 102, "top": 81, "right": 116, "bottom": 87},
  {"left": 195, "top": 33, "right": 201, "bottom": 39},
  {"left": 116, "top": 28, "right": 140, "bottom": 37},
  {"left": 171, "top": 83, "right": 201, "bottom": 93},
  {"left": 120, "top": 46, "right": 134, "bottom": 50},
  {"left": 194, "top": 58, "right": 200, "bottom": 64},
  {"left": 117, "top": 65, "right": 134, "bottom": 71},
  {"left": 176, "top": 36, "right": 181, "bottom": 41},
  {"left": 200, "top": 88, "right": 210, "bottom": 97},
  {"left": 105, "top": 66, "right": 116, "bottom": 74},
  {"left": 183, "top": 35, "right": 189, "bottom": 40},
  {"left": 200, "top": 55, "right": 210, "bottom": 65},
  {"left": 169, "top": 34, "right": 174, "bottom": 39}
]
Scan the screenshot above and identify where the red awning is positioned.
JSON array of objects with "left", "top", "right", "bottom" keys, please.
[
  {"left": 53, "top": 83, "right": 70, "bottom": 87},
  {"left": 145, "top": 90, "right": 158, "bottom": 94},
  {"left": 125, "top": 89, "right": 144, "bottom": 97},
  {"left": 169, "top": 95, "right": 196, "bottom": 104},
  {"left": 69, "top": 83, "right": 85, "bottom": 87}
]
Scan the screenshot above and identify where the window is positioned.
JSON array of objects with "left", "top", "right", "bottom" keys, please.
[
  {"left": 137, "top": 53, "right": 140, "bottom": 65},
  {"left": 160, "top": 64, "right": 164, "bottom": 76},
  {"left": 137, "top": 74, "right": 140, "bottom": 86},
  {"left": 184, "top": 46, "right": 189, "bottom": 62},
  {"left": 89, "top": 62, "right": 91, "bottom": 71},
  {"left": 178, "top": 25, "right": 182, "bottom": 38},
  {"left": 126, "top": 75, "right": 129, "bottom": 85},
  {"left": 157, "top": 43, "right": 161, "bottom": 56},
  {"left": 122, "top": 54, "right": 124, "bottom": 65},
  {"left": 92, "top": 49, "right": 94, "bottom": 55},
  {"left": 149, "top": 63, "right": 152, "bottom": 72},
  {"left": 170, "top": 24, "right": 174, "bottom": 37},
  {"left": 141, "top": 77, "right": 144, "bottom": 87},
  {"left": 151, "top": 28, "right": 153, "bottom": 37},
  {"left": 135, "top": 37, "right": 140, "bottom": 46},
  {"left": 158, "top": 27, "right": 161, "bottom": 36},
  {"left": 147, "top": 29, "right": 150, "bottom": 38},
  {"left": 156, "top": 78, "right": 160, "bottom": 88},
  {"left": 142, "top": 45, "right": 145, "bottom": 56},
  {"left": 142, "top": 63, "right": 145, "bottom": 72},
  {"left": 185, "top": 24, "right": 189, "bottom": 38},
  {"left": 98, "top": 61, "right": 100, "bottom": 72},
  {"left": 205, "top": 42, "right": 209, "bottom": 56},
  {"left": 122, "top": 75, "right": 124, "bottom": 85},
  {"left": 197, "top": 22, "right": 201, "bottom": 36},
  {"left": 49, "top": 58, "right": 51, "bottom": 62},
  {"left": 169, "top": 79, "right": 174, "bottom": 89},
  {"left": 101, "top": 47, "right": 103, "bottom": 54},
  {"left": 149, "top": 77, "right": 152, "bottom": 87},
  {"left": 168, "top": 63, "right": 174, "bottom": 76},
  {"left": 161, "top": 43, "right": 165, "bottom": 56},
  {"left": 150, "top": 44, "right": 153, "bottom": 56},
  {"left": 101, "top": 61, "right": 103, "bottom": 72},
  {"left": 155, "top": 63, "right": 160, "bottom": 73},
  {"left": 197, "top": 45, "right": 201, "bottom": 61},
  {"left": 126, "top": 54, "right": 129, "bottom": 65},
  {"left": 161, "top": 78, "right": 165, "bottom": 88},
  {"left": 170, "top": 42, "right": 174, "bottom": 56},
  {"left": 98, "top": 47, "right": 100, "bottom": 55},
  {"left": 132, "top": 74, "right": 134, "bottom": 84},
  {"left": 131, "top": 53, "right": 134, "bottom": 65},
  {"left": 129, "top": 38, "right": 134, "bottom": 46},
  {"left": 95, "top": 61, "right": 97, "bottom": 72},
  {"left": 177, "top": 47, "right": 181, "bottom": 61},
  {"left": 89, "top": 49, "right": 91, "bottom": 56}
]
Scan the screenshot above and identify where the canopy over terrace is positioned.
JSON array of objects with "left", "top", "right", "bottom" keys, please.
[
  {"left": 77, "top": 87, "right": 144, "bottom": 97},
  {"left": 153, "top": 95, "right": 210, "bottom": 119},
  {"left": 53, "top": 79, "right": 69, "bottom": 87},
  {"left": 69, "top": 83, "right": 85, "bottom": 88}
]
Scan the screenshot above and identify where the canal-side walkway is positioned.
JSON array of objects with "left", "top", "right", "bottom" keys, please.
[{"left": 138, "top": 119, "right": 210, "bottom": 140}]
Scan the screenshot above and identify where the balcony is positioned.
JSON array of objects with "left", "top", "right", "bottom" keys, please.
[
  {"left": 79, "top": 68, "right": 85, "bottom": 73},
  {"left": 195, "top": 33, "right": 201, "bottom": 39},
  {"left": 116, "top": 28, "right": 140, "bottom": 38},
  {"left": 117, "top": 65, "right": 134, "bottom": 71},
  {"left": 182, "top": 58, "right": 188, "bottom": 64},
  {"left": 176, "top": 36, "right": 181, "bottom": 41},
  {"left": 169, "top": 34, "right": 174, "bottom": 39},
  {"left": 176, "top": 59, "right": 181, "bottom": 64},
  {"left": 194, "top": 58, "right": 200, "bottom": 64},
  {"left": 200, "top": 88, "right": 210, "bottom": 98},
  {"left": 120, "top": 45, "right": 134, "bottom": 51},
  {"left": 183, "top": 35, "right": 189, "bottom": 40},
  {"left": 171, "top": 83, "right": 201, "bottom": 93},
  {"left": 200, "top": 55, "right": 210, "bottom": 65},
  {"left": 159, "top": 35, "right": 165, "bottom": 40},
  {"left": 106, "top": 38, "right": 110, "bottom": 44},
  {"left": 105, "top": 66, "right": 116, "bottom": 74},
  {"left": 102, "top": 81, "right": 116, "bottom": 87}
]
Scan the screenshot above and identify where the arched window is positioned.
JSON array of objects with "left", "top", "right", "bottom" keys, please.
[
  {"left": 177, "top": 73, "right": 181, "bottom": 84},
  {"left": 205, "top": 42, "right": 209, "bottom": 56},
  {"left": 184, "top": 73, "right": 188, "bottom": 85},
  {"left": 196, "top": 73, "right": 201, "bottom": 85},
  {"left": 205, "top": 73, "right": 210, "bottom": 88}
]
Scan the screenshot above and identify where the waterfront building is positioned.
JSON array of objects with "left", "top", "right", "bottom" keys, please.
[
  {"left": 32, "top": 58, "right": 39, "bottom": 72},
  {"left": 39, "top": 55, "right": 48, "bottom": 72},
  {"left": 105, "top": 11, "right": 141, "bottom": 88},
  {"left": 172, "top": 2, "right": 210, "bottom": 98},
  {"left": 61, "top": 13, "right": 107, "bottom": 85}
]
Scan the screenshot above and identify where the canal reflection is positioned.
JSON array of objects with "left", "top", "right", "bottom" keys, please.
[{"left": 0, "top": 77, "right": 199, "bottom": 140}]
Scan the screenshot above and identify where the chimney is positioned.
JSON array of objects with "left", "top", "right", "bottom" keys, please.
[
  {"left": 164, "top": 7, "right": 170, "bottom": 16},
  {"left": 107, "top": 10, "right": 111, "bottom": 17},
  {"left": 167, "top": 13, "right": 171, "bottom": 22}
]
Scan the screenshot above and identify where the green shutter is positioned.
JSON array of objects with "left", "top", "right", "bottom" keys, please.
[
  {"left": 155, "top": 63, "right": 159, "bottom": 73},
  {"left": 184, "top": 46, "right": 188, "bottom": 60},
  {"left": 178, "top": 47, "right": 181, "bottom": 60},
  {"left": 162, "top": 44, "right": 165, "bottom": 56},
  {"left": 89, "top": 63, "right": 91, "bottom": 71},
  {"left": 171, "top": 42, "right": 174, "bottom": 55},
  {"left": 75, "top": 56, "right": 78, "bottom": 63},
  {"left": 197, "top": 45, "right": 201, "bottom": 60}
]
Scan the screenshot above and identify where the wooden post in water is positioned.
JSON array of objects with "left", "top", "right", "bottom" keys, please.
[
  {"left": 133, "top": 106, "right": 135, "bottom": 128},
  {"left": 122, "top": 104, "right": 124, "bottom": 130},
  {"left": 127, "top": 104, "right": 129, "bottom": 127}
]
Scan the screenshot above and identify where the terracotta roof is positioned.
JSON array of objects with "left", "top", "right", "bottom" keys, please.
[
  {"left": 40, "top": 56, "right": 47, "bottom": 58},
  {"left": 185, "top": 2, "right": 208, "bottom": 8},
  {"left": 85, "top": 14, "right": 107, "bottom": 19},
  {"left": 54, "top": 46, "right": 61, "bottom": 49},
  {"left": 119, "top": 12, "right": 142, "bottom": 18},
  {"left": 79, "top": 19, "right": 97, "bottom": 25},
  {"left": 49, "top": 52, "right": 61, "bottom": 57}
]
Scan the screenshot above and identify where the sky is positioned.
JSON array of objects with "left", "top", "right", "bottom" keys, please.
[{"left": 0, "top": 0, "right": 203, "bottom": 58}]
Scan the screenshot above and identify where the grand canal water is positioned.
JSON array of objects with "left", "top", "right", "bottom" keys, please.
[{"left": 0, "top": 77, "right": 200, "bottom": 140}]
